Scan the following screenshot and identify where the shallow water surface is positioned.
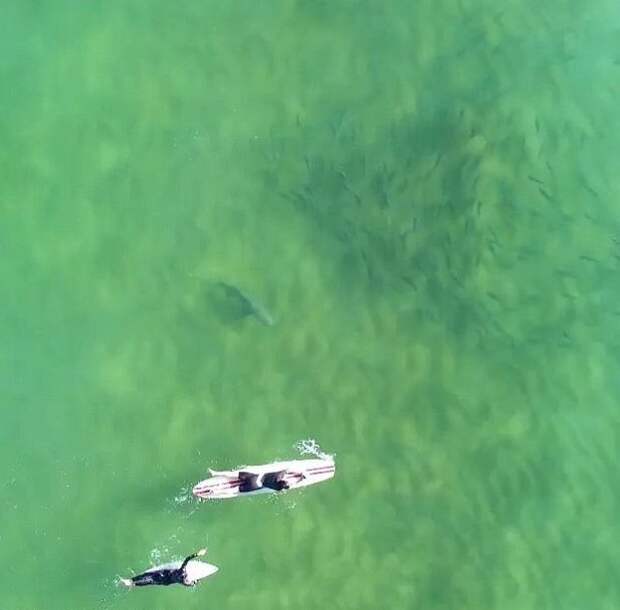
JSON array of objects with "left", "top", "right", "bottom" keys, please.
[{"left": 1, "top": 2, "right": 619, "bottom": 609}]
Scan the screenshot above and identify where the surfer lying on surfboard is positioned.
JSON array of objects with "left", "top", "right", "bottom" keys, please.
[
  {"left": 120, "top": 548, "right": 208, "bottom": 588},
  {"left": 193, "top": 458, "right": 333, "bottom": 500},
  {"left": 237, "top": 469, "right": 300, "bottom": 492}
]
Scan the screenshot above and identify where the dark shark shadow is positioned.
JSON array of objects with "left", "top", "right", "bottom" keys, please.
[{"left": 207, "top": 281, "right": 275, "bottom": 327}]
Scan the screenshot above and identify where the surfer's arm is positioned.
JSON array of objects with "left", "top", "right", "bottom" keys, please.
[
  {"left": 179, "top": 554, "right": 197, "bottom": 573},
  {"left": 180, "top": 549, "right": 207, "bottom": 572}
]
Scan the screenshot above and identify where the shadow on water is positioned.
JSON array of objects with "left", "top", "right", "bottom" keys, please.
[
  {"left": 206, "top": 281, "right": 275, "bottom": 327},
  {"left": 168, "top": 276, "right": 276, "bottom": 396}
]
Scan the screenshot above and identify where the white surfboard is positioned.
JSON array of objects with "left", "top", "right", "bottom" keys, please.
[
  {"left": 142, "top": 559, "right": 218, "bottom": 582},
  {"left": 192, "top": 457, "right": 335, "bottom": 500}
]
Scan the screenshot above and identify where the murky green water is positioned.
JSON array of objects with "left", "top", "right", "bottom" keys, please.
[{"left": 2, "top": 2, "right": 619, "bottom": 609}]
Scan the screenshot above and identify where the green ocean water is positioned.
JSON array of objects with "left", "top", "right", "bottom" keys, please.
[{"left": 2, "top": 1, "right": 620, "bottom": 609}]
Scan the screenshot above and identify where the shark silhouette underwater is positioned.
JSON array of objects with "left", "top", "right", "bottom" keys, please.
[{"left": 207, "top": 281, "right": 275, "bottom": 327}]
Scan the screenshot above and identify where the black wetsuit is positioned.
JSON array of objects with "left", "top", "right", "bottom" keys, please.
[
  {"left": 262, "top": 471, "right": 289, "bottom": 491},
  {"left": 238, "top": 470, "right": 289, "bottom": 492},
  {"left": 130, "top": 553, "right": 198, "bottom": 587},
  {"left": 238, "top": 471, "right": 261, "bottom": 493}
]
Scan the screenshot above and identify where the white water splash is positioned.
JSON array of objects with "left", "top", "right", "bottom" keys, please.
[
  {"left": 163, "top": 484, "right": 201, "bottom": 519},
  {"left": 269, "top": 489, "right": 298, "bottom": 513},
  {"left": 149, "top": 546, "right": 167, "bottom": 565},
  {"left": 172, "top": 485, "right": 191, "bottom": 505},
  {"left": 294, "top": 439, "right": 333, "bottom": 460}
]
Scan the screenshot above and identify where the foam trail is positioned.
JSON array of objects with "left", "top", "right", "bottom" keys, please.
[
  {"left": 271, "top": 489, "right": 298, "bottom": 513},
  {"left": 294, "top": 439, "right": 333, "bottom": 460},
  {"left": 172, "top": 485, "right": 191, "bottom": 505},
  {"left": 165, "top": 485, "right": 200, "bottom": 519},
  {"left": 97, "top": 576, "right": 127, "bottom": 608},
  {"left": 149, "top": 545, "right": 168, "bottom": 565}
]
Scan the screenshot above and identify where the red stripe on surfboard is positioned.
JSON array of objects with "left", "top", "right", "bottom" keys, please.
[
  {"left": 305, "top": 466, "right": 335, "bottom": 473},
  {"left": 295, "top": 467, "right": 335, "bottom": 476}
]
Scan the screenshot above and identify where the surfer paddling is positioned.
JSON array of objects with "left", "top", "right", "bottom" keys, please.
[{"left": 120, "top": 548, "right": 208, "bottom": 588}]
